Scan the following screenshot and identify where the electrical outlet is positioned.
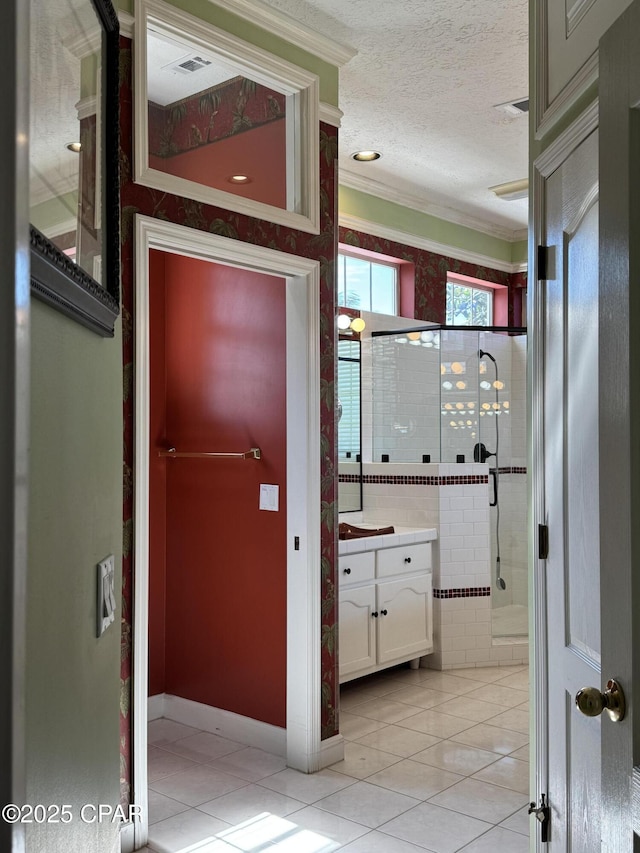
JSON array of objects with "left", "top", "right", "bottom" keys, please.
[{"left": 97, "top": 555, "right": 116, "bottom": 638}]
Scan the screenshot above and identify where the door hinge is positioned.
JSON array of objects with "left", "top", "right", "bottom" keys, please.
[
  {"left": 537, "top": 245, "right": 549, "bottom": 280},
  {"left": 529, "top": 793, "right": 550, "bottom": 842},
  {"left": 538, "top": 524, "right": 549, "bottom": 560}
]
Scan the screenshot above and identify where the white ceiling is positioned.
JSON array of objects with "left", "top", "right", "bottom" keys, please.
[
  {"left": 258, "top": 0, "right": 529, "bottom": 239},
  {"left": 147, "top": 30, "right": 240, "bottom": 106}
]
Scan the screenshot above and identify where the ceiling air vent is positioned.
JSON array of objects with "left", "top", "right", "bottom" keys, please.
[
  {"left": 495, "top": 97, "right": 529, "bottom": 117},
  {"left": 163, "top": 55, "right": 212, "bottom": 75}
]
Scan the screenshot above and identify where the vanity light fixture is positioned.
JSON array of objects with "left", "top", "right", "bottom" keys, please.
[
  {"left": 352, "top": 150, "right": 381, "bottom": 162},
  {"left": 66, "top": 141, "right": 82, "bottom": 153},
  {"left": 337, "top": 314, "right": 351, "bottom": 330},
  {"left": 350, "top": 317, "right": 366, "bottom": 333}
]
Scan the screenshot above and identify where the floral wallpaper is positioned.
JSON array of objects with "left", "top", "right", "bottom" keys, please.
[
  {"left": 339, "top": 227, "right": 527, "bottom": 325},
  {"left": 118, "top": 36, "right": 339, "bottom": 803},
  {"left": 148, "top": 76, "right": 286, "bottom": 157}
]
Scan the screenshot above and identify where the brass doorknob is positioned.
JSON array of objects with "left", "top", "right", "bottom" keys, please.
[{"left": 575, "top": 679, "right": 625, "bottom": 722}]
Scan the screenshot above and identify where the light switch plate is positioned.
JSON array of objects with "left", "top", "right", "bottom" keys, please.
[
  {"left": 97, "top": 555, "right": 116, "bottom": 638},
  {"left": 259, "top": 483, "right": 279, "bottom": 511}
]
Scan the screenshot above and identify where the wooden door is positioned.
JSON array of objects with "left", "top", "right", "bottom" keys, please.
[
  {"left": 534, "top": 3, "right": 640, "bottom": 846},
  {"left": 543, "top": 126, "right": 602, "bottom": 852}
]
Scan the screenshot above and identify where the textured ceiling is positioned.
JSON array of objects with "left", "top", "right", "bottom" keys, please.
[{"left": 260, "top": 0, "right": 529, "bottom": 237}]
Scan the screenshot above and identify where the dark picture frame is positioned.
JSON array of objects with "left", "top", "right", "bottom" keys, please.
[{"left": 29, "top": 0, "right": 120, "bottom": 337}]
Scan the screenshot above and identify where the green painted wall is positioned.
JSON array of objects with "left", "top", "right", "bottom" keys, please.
[
  {"left": 30, "top": 192, "right": 78, "bottom": 237},
  {"left": 511, "top": 239, "right": 528, "bottom": 264},
  {"left": 339, "top": 185, "right": 522, "bottom": 266},
  {"left": 26, "top": 301, "right": 123, "bottom": 853},
  {"left": 118, "top": 0, "right": 339, "bottom": 106}
]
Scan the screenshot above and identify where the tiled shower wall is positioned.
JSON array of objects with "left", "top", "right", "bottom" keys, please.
[
  {"left": 340, "top": 462, "right": 528, "bottom": 669},
  {"left": 341, "top": 331, "right": 528, "bottom": 668}
]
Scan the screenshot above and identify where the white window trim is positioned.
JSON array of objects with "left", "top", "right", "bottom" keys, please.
[
  {"left": 134, "top": 0, "right": 320, "bottom": 234},
  {"left": 338, "top": 249, "right": 400, "bottom": 315},
  {"left": 446, "top": 275, "right": 496, "bottom": 326}
]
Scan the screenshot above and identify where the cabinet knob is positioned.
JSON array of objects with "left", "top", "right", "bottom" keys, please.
[
  {"left": 381, "top": 609, "right": 388, "bottom": 616},
  {"left": 404, "top": 556, "right": 412, "bottom": 564},
  {"left": 343, "top": 567, "right": 351, "bottom": 575},
  {"left": 372, "top": 611, "right": 378, "bottom": 618}
]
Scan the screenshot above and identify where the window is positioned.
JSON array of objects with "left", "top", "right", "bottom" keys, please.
[
  {"left": 337, "top": 252, "right": 398, "bottom": 314},
  {"left": 337, "top": 339, "right": 360, "bottom": 459},
  {"left": 446, "top": 278, "right": 493, "bottom": 326}
]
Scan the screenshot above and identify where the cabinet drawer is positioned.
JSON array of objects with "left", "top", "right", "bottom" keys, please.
[
  {"left": 338, "top": 551, "right": 375, "bottom": 586},
  {"left": 376, "top": 543, "right": 431, "bottom": 578}
]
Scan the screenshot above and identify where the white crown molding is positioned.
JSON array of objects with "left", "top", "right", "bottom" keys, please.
[
  {"left": 319, "top": 102, "right": 342, "bottom": 128},
  {"left": 118, "top": 10, "right": 134, "bottom": 38},
  {"left": 513, "top": 228, "right": 528, "bottom": 242},
  {"left": 339, "top": 168, "right": 525, "bottom": 244},
  {"left": 204, "top": 0, "right": 356, "bottom": 67},
  {"left": 134, "top": 0, "right": 320, "bottom": 234},
  {"left": 119, "top": 9, "right": 340, "bottom": 129},
  {"left": 339, "top": 213, "right": 527, "bottom": 275},
  {"left": 76, "top": 94, "right": 97, "bottom": 121},
  {"left": 119, "top": 1, "right": 355, "bottom": 68}
]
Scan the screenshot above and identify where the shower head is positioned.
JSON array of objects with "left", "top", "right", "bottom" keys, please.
[{"left": 479, "top": 349, "right": 496, "bottom": 363}]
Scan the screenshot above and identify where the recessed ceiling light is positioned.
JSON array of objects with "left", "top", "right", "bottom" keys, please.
[
  {"left": 352, "top": 150, "right": 381, "bottom": 162},
  {"left": 227, "top": 174, "right": 252, "bottom": 184},
  {"left": 66, "top": 142, "right": 82, "bottom": 153}
]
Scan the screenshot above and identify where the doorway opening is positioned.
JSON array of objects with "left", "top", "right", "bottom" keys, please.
[{"left": 131, "top": 215, "right": 330, "bottom": 849}]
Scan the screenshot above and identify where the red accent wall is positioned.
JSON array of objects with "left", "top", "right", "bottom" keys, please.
[
  {"left": 149, "top": 120, "right": 287, "bottom": 208},
  {"left": 149, "top": 252, "right": 288, "bottom": 727},
  {"left": 119, "top": 32, "right": 337, "bottom": 803}
]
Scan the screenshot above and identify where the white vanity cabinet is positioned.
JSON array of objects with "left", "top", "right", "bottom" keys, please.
[{"left": 338, "top": 531, "right": 435, "bottom": 683}]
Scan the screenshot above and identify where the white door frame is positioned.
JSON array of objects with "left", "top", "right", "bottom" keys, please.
[
  {"left": 530, "top": 100, "right": 600, "bottom": 850},
  {"left": 131, "top": 214, "right": 325, "bottom": 849}
]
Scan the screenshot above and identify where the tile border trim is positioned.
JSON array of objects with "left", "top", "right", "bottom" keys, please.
[{"left": 434, "top": 587, "right": 492, "bottom": 598}]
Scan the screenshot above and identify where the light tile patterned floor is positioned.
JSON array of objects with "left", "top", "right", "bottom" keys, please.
[{"left": 142, "top": 664, "right": 530, "bottom": 853}]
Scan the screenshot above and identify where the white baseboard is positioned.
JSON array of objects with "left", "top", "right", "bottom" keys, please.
[
  {"left": 147, "top": 694, "right": 338, "bottom": 767},
  {"left": 119, "top": 820, "right": 135, "bottom": 853},
  {"left": 162, "top": 694, "right": 287, "bottom": 757},
  {"left": 318, "top": 733, "right": 344, "bottom": 768}
]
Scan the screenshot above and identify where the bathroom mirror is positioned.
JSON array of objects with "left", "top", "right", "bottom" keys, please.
[
  {"left": 337, "top": 338, "right": 362, "bottom": 512},
  {"left": 29, "top": 0, "right": 120, "bottom": 336},
  {"left": 134, "top": 0, "right": 320, "bottom": 233}
]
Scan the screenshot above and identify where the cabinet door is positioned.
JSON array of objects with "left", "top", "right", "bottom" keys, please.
[
  {"left": 339, "top": 584, "right": 376, "bottom": 678},
  {"left": 377, "top": 575, "right": 432, "bottom": 665}
]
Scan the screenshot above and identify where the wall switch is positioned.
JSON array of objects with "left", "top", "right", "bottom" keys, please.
[
  {"left": 97, "top": 555, "right": 116, "bottom": 638},
  {"left": 259, "top": 484, "right": 279, "bottom": 511}
]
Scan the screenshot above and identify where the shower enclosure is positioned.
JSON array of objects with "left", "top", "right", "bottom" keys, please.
[{"left": 370, "top": 325, "right": 527, "bottom": 642}]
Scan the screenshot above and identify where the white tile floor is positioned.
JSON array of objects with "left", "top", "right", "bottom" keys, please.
[{"left": 141, "top": 664, "right": 530, "bottom": 853}]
